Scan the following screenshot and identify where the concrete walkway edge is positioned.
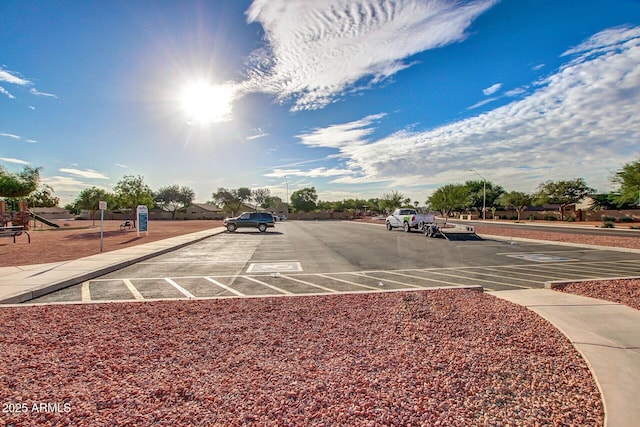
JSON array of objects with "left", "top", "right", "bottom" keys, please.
[{"left": 491, "top": 288, "right": 640, "bottom": 427}]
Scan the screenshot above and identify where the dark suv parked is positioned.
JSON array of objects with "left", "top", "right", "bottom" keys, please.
[{"left": 224, "top": 212, "right": 275, "bottom": 232}]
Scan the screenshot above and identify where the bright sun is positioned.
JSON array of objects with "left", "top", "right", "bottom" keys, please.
[{"left": 179, "top": 81, "right": 236, "bottom": 125}]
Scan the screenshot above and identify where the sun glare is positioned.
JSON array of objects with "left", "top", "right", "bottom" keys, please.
[{"left": 179, "top": 82, "right": 236, "bottom": 125}]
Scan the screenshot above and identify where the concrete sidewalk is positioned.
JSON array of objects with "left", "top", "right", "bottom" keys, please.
[
  {"left": 1, "top": 226, "right": 639, "bottom": 426},
  {"left": 492, "top": 289, "right": 640, "bottom": 427},
  {"left": 0, "top": 226, "right": 226, "bottom": 304}
]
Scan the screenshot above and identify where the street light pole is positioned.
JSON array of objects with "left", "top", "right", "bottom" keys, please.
[
  {"left": 470, "top": 169, "right": 486, "bottom": 220},
  {"left": 284, "top": 175, "right": 289, "bottom": 214}
]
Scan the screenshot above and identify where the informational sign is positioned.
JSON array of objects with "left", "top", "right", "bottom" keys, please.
[
  {"left": 137, "top": 205, "right": 148, "bottom": 237},
  {"left": 98, "top": 201, "right": 107, "bottom": 211}
]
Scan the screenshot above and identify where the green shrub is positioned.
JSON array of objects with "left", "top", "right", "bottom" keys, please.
[
  {"left": 528, "top": 215, "right": 536, "bottom": 221},
  {"left": 509, "top": 215, "right": 518, "bottom": 220},
  {"left": 602, "top": 221, "right": 615, "bottom": 228},
  {"left": 543, "top": 215, "right": 558, "bottom": 221},
  {"left": 619, "top": 217, "right": 635, "bottom": 223},
  {"left": 566, "top": 216, "right": 576, "bottom": 222},
  {"left": 603, "top": 216, "right": 617, "bottom": 222}
]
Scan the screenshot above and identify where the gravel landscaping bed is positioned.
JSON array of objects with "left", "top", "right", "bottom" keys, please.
[
  {"left": 0, "top": 290, "right": 603, "bottom": 426},
  {"left": 556, "top": 278, "right": 640, "bottom": 311}
]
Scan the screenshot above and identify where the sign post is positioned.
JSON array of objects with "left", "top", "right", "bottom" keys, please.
[
  {"left": 99, "top": 201, "right": 107, "bottom": 252},
  {"left": 137, "top": 205, "right": 148, "bottom": 237}
]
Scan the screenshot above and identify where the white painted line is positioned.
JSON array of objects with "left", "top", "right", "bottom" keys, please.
[
  {"left": 81, "top": 281, "right": 91, "bottom": 302},
  {"left": 413, "top": 269, "right": 532, "bottom": 289},
  {"left": 243, "top": 276, "right": 293, "bottom": 294},
  {"left": 123, "top": 279, "right": 144, "bottom": 300},
  {"left": 385, "top": 269, "right": 540, "bottom": 285},
  {"left": 164, "top": 278, "right": 195, "bottom": 298},
  {"left": 280, "top": 274, "right": 338, "bottom": 293},
  {"left": 352, "top": 272, "right": 423, "bottom": 288},
  {"left": 484, "top": 265, "right": 581, "bottom": 281},
  {"left": 247, "top": 261, "right": 303, "bottom": 273},
  {"left": 353, "top": 272, "right": 464, "bottom": 289},
  {"left": 203, "top": 277, "right": 245, "bottom": 296},
  {"left": 316, "top": 273, "right": 386, "bottom": 291}
]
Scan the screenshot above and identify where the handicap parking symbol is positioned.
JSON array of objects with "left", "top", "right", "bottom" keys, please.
[{"left": 506, "top": 254, "right": 576, "bottom": 263}]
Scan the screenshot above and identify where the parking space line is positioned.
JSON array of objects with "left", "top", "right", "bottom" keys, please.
[
  {"left": 389, "top": 268, "right": 541, "bottom": 285},
  {"left": 414, "top": 269, "right": 533, "bottom": 288},
  {"left": 203, "top": 277, "right": 245, "bottom": 296},
  {"left": 536, "top": 263, "right": 624, "bottom": 277},
  {"left": 316, "top": 274, "right": 382, "bottom": 291},
  {"left": 123, "top": 279, "right": 144, "bottom": 300},
  {"left": 164, "top": 278, "right": 195, "bottom": 298},
  {"left": 280, "top": 274, "right": 338, "bottom": 293},
  {"left": 243, "top": 276, "right": 293, "bottom": 294},
  {"left": 355, "top": 272, "right": 462, "bottom": 288},
  {"left": 353, "top": 272, "right": 425, "bottom": 288},
  {"left": 81, "top": 281, "right": 91, "bottom": 302},
  {"left": 485, "top": 265, "right": 578, "bottom": 281},
  {"left": 569, "top": 262, "right": 640, "bottom": 275}
]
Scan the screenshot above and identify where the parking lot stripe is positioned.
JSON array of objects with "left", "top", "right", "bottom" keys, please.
[
  {"left": 164, "top": 278, "right": 195, "bottom": 298},
  {"left": 387, "top": 268, "right": 540, "bottom": 285},
  {"left": 280, "top": 274, "right": 338, "bottom": 293},
  {"left": 353, "top": 272, "right": 425, "bottom": 288},
  {"left": 123, "top": 279, "right": 144, "bottom": 300},
  {"left": 81, "top": 281, "right": 91, "bottom": 302},
  {"left": 316, "top": 273, "right": 382, "bottom": 291},
  {"left": 203, "top": 277, "right": 245, "bottom": 296},
  {"left": 486, "top": 265, "right": 577, "bottom": 281},
  {"left": 243, "top": 276, "right": 293, "bottom": 294}
]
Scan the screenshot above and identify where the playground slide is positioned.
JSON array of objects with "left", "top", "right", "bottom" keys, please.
[{"left": 29, "top": 212, "right": 60, "bottom": 228}]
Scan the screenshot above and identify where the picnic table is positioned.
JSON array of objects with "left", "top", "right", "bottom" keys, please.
[{"left": 0, "top": 226, "right": 31, "bottom": 244}]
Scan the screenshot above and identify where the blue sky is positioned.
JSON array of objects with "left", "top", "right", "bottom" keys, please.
[{"left": 2, "top": 0, "right": 640, "bottom": 206}]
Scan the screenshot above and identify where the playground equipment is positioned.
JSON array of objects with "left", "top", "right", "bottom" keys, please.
[{"left": 0, "top": 200, "right": 60, "bottom": 229}]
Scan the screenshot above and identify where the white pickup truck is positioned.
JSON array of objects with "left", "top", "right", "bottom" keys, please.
[{"left": 385, "top": 208, "right": 436, "bottom": 232}]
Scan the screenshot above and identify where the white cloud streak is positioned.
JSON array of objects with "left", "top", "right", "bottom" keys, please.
[
  {"left": 289, "top": 25, "right": 640, "bottom": 193},
  {"left": 0, "top": 133, "right": 21, "bottom": 140},
  {"left": 0, "top": 157, "right": 31, "bottom": 165},
  {"left": 59, "top": 168, "right": 109, "bottom": 179},
  {"left": 245, "top": 0, "right": 497, "bottom": 111},
  {"left": 0, "top": 69, "right": 31, "bottom": 85},
  {"left": 482, "top": 83, "right": 502, "bottom": 96},
  {"left": 0, "top": 86, "right": 15, "bottom": 99}
]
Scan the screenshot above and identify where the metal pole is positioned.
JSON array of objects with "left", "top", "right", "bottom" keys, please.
[
  {"left": 483, "top": 179, "right": 486, "bottom": 220},
  {"left": 470, "top": 169, "right": 487, "bottom": 220},
  {"left": 284, "top": 175, "right": 289, "bottom": 214},
  {"left": 100, "top": 208, "right": 104, "bottom": 252}
]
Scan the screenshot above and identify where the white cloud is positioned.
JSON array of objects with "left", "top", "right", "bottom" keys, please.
[
  {"left": 29, "top": 88, "right": 58, "bottom": 98},
  {"left": 0, "top": 133, "right": 21, "bottom": 140},
  {"left": 482, "top": 83, "right": 502, "bottom": 96},
  {"left": 532, "top": 63, "right": 545, "bottom": 71},
  {"left": 245, "top": 0, "right": 497, "bottom": 110},
  {"left": 0, "top": 69, "right": 31, "bottom": 85},
  {"left": 59, "top": 168, "right": 109, "bottom": 179},
  {"left": 291, "top": 26, "right": 640, "bottom": 194},
  {"left": 0, "top": 157, "right": 30, "bottom": 165},
  {"left": 246, "top": 129, "right": 270, "bottom": 140},
  {"left": 0, "top": 86, "right": 15, "bottom": 99},
  {"left": 468, "top": 97, "right": 498, "bottom": 109},
  {"left": 40, "top": 176, "right": 91, "bottom": 192},
  {"left": 297, "top": 113, "right": 385, "bottom": 149},
  {"left": 0, "top": 67, "right": 57, "bottom": 100},
  {"left": 114, "top": 163, "right": 128, "bottom": 169}
]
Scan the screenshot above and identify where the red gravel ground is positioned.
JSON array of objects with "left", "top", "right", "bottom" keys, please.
[
  {"left": 0, "top": 290, "right": 603, "bottom": 426},
  {"left": 0, "top": 220, "right": 223, "bottom": 267},
  {"left": 556, "top": 278, "right": 640, "bottom": 311}
]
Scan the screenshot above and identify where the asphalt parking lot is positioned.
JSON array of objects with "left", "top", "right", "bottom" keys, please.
[{"left": 29, "top": 221, "right": 640, "bottom": 303}]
